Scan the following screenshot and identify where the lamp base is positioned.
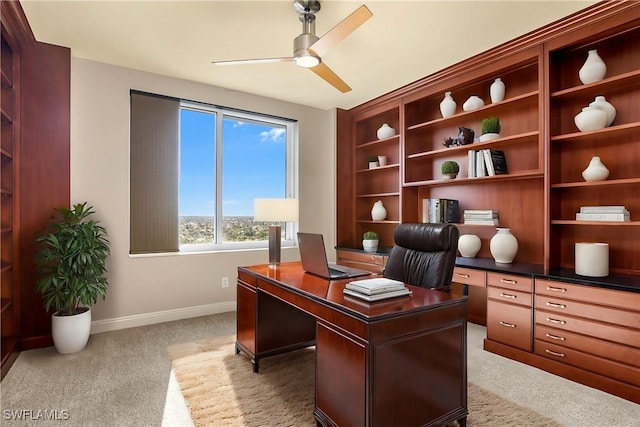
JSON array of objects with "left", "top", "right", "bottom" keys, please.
[{"left": 268, "top": 225, "right": 281, "bottom": 268}]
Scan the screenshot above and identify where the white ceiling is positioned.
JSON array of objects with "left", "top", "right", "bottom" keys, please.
[{"left": 21, "top": 1, "right": 597, "bottom": 110}]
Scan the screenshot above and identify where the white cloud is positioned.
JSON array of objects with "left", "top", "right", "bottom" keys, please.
[{"left": 260, "top": 127, "right": 285, "bottom": 142}]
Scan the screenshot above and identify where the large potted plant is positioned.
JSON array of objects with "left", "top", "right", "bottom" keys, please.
[{"left": 35, "top": 202, "right": 110, "bottom": 354}]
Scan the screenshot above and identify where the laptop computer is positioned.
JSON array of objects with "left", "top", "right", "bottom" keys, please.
[{"left": 297, "top": 232, "right": 372, "bottom": 279}]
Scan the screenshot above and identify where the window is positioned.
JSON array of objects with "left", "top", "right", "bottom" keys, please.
[{"left": 130, "top": 91, "right": 298, "bottom": 254}]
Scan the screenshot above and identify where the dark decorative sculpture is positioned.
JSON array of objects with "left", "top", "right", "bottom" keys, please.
[{"left": 443, "top": 126, "right": 475, "bottom": 147}]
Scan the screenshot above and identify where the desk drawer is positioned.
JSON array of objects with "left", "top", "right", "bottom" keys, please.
[
  {"left": 487, "top": 300, "right": 532, "bottom": 351},
  {"left": 336, "top": 249, "right": 387, "bottom": 274},
  {"left": 487, "top": 272, "right": 532, "bottom": 292},
  {"left": 535, "top": 279, "right": 640, "bottom": 312},
  {"left": 534, "top": 295, "right": 639, "bottom": 330},
  {"left": 452, "top": 267, "right": 485, "bottom": 287},
  {"left": 488, "top": 286, "right": 532, "bottom": 307}
]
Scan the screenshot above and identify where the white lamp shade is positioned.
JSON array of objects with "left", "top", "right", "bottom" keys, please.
[{"left": 253, "top": 198, "right": 299, "bottom": 222}]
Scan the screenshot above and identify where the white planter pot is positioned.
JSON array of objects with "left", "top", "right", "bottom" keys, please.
[
  {"left": 575, "top": 242, "right": 609, "bottom": 277},
  {"left": 52, "top": 307, "right": 91, "bottom": 354},
  {"left": 362, "top": 239, "right": 378, "bottom": 253},
  {"left": 479, "top": 133, "right": 500, "bottom": 142}
]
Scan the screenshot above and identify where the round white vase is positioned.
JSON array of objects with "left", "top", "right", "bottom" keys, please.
[
  {"left": 51, "top": 307, "right": 91, "bottom": 354},
  {"left": 458, "top": 234, "right": 481, "bottom": 258},
  {"left": 582, "top": 156, "right": 609, "bottom": 182},
  {"left": 574, "top": 106, "right": 607, "bottom": 132},
  {"left": 589, "top": 96, "right": 616, "bottom": 127},
  {"left": 490, "top": 78, "right": 505, "bottom": 103},
  {"left": 440, "top": 92, "right": 457, "bottom": 118},
  {"left": 371, "top": 200, "right": 387, "bottom": 221},
  {"left": 579, "top": 49, "right": 607, "bottom": 84},
  {"left": 490, "top": 228, "right": 518, "bottom": 264},
  {"left": 377, "top": 123, "right": 396, "bottom": 139},
  {"left": 463, "top": 96, "right": 484, "bottom": 111},
  {"left": 363, "top": 239, "right": 379, "bottom": 253}
]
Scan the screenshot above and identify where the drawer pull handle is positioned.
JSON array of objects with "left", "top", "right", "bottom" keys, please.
[
  {"left": 546, "top": 302, "right": 566, "bottom": 309},
  {"left": 545, "top": 317, "right": 566, "bottom": 325},
  {"left": 499, "top": 321, "right": 516, "bottom": 328},
  {"left": 545, "top": 349, "right": 565, "bottom": 358},
  {"left": 500, "top": 278, "right": 517, "bottom": 285},
  {"left": 545, "top": 333, "right": 566, "bottom": 341},
  {"left": 547, "top": 286, "right": 567, "bottom": 293},
  {"left": 500, "top": 293, "right": 517, "bottom": 299},
  {"left": 455, "top": 273, "right": 470, "bottom": 278}
]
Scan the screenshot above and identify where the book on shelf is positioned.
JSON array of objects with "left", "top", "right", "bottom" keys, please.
[
  {"left": 576, "top": 213, "right": 630, "bottom": 222},
  {"left": 422, "top": 198, "right": 460, "bottom": 223},
  {"left": 343, "top": 287, "right": 412, "bottom": 302},
  {"left": 463, "top": 219, "right": 500, "bottom": 225},
  {"left": 345, "top": 278, "right": 406, "bottom": 295},
  {"left": 579, "top": 206, "right": 628, "bottom": 214},
  {"left": 468, "top": 150, "right": 476, "bottom": 178},
  {"left": 482, "top": 149, "right": 508, "bottom": 176},
  {"left": 464, "top": 209, "right": 498, "bottom": 219},
  {"left": 475, "top": 151, "right": 486, "bottom": 177}
]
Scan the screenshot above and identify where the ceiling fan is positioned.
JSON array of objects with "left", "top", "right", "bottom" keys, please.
[{"left": 212, "top": 1, "right": 372, "bottom": 93}]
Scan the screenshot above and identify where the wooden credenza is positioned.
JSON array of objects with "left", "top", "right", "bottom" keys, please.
[{"left": 236, "top": 262, "right": 468, "bottom": 427}]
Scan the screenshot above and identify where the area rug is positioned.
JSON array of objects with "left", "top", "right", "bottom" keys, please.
[{"left": 169, "top": 335, "right": 561, "bottom": 427}]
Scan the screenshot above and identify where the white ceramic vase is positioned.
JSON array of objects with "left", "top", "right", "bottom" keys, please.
[
  {"left": 582, "top": 156, "right": 609, "bottom": 182},
  {"left": 490, "top": 228, "right": 518, "bottom": 264},
  {"left": 458, "top": 234, "right": 481, "bottom": 258},
  {"left": 589, "top": 96, "right": 616, "bottom": 127},
  {"left": 463, "top": 96, "right": 484, "bottom": 111},
  {"left": 51, "top": 307, "right": 91, "bottom": 354},
  {"left": 579, "top": 49, "right": 607, "bottom": 84},
  {"left": 440, "top": 92, "right": 457, "bottom": 118},
  {"left": 363, "top": 239, "right": 379, "bottom": 253},
  {"left": 371, "top": 200, "right": 387, "bottom": 221},
  {"left": 575, "top": 242, "right": 609, "bottom": 277},
  {"left": 574, "top": 106, "right": 607, "bottom": 132},
  {"left": 377, "top": 123, "right": 396, "bottom": 139},
  {"left": 490, "top": 78, "right": 505, "bottom": 103}
]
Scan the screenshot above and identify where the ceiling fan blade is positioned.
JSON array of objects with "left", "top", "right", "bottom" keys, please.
[
  {"left": 309, "top": 5, "right": 373, "bottom": 58},
  {"left": 310, "top": 62, "right": 351, "bottom": 93},
  {"left": 212, "top": 57, "right": 294, "bottom": 66}
]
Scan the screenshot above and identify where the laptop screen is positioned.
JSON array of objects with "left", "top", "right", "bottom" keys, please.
[{"left": 297, "top": 232, "right": 332, "bottom": 278}]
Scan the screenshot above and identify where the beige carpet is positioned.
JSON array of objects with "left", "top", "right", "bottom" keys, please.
[{"left": 169, "top": 335, "right": 562, "bottom": 427}]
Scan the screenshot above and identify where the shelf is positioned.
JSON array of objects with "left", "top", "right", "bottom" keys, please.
[
  {"left": 0, "top": 69, "right": 11, "bottom": 88},
  {"left": 407, "top": 131, "right": 539, "bottom": 159},
  {"left": 356, "top": 134, "right": 399, "bottom": 149},
  {"left": 356, "top": 164, "right": 399, "bottom": 174},
  {"left": 0, "top": 108, "right": 13, "bottom": 124},
  {"left": 356, "top": 220, "right": 401, "bottom": 225},
  {"left": 1, "top": 298, "right": 12, "bottom": 314},
  {"left": 0, "top": 188, "right": 12, "bottom": 197},
  {"left": 406, "top": 91, "right": 539, "bottom": 132},
  {"left": 551, "top": 122, "right": 640, "bottom": 143},
  {"left": 0, "top": 148, "right": 12, "bottom": 160},
  {"left": 404, "top": 170, "right": 543, "bottom": 188},
  {"left": 551, "top": 69, "right": 640, "bottom": 99},
  {"left": 551, "top": 178, "right": 640, "bottom": 188},
  {"left": 355, "top": 192, "right": 400, "bottom": 198},
  {"left": 551, "top": 220, "right": 639, "bottom": 226},
  {"left": 0, "top": 264, "right": 12, "bottom": 274}
]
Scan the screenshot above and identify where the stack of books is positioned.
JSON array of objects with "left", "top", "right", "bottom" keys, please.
[
  {"left": 468, "top": 149, "right": 508, "bottom": 178},
  {"left": 576, "top": 206, "right": 630, "bottom": 222},
  {"left": 464, "top": 209, "right": 499, "bottom": 225},
  {"left": 343, "top": 278, "right": 412, "bottom": 302},
  {"left": 422, "top": 198, "right": 460, "bottom": 223}
]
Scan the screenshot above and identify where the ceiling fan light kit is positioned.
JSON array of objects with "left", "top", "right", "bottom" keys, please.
[{"left": 212, "top": 0, "right": 372, "bottom": 92}]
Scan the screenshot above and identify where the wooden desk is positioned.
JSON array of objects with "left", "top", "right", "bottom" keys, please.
[{"left": 236, "top": 262, "right": 468, "bottom": 427}]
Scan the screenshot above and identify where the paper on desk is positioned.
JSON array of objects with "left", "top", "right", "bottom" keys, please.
[{"left": 347, "top": 278, "right": 405, "bottom": 290}]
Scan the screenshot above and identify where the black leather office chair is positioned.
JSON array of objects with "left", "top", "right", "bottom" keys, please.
[{"left": 383, "top": 223, "right": 459, "bottom": 289}]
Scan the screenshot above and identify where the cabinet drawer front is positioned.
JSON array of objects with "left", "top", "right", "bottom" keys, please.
[
  {"left": 487, "top": 301, "right": 532, "bottom": 351},
  {"left": 238, "top": 270, "right": 257, "bottom": 288},
  {"left": 536, "top": 279, "right": 640, "bottom": 311},
  {"left": 336, "top": 250, "right": 386, "bottom": 266},
  {"left": 452, "top": 267, "right": 485, "bottom": 287},
  {"left": 487, "top": 272, "right": 532, "bottom": 292},
  {"left": 534, "top": 295, "right": 640, "bottom": 329},
  {"left": 536, "top": 325, "right": 639, "bottom": 368},
  {"left": 488, "top": 286, "right": 532, "bottom": 306},
  {"left": 535, "top": 310, "right": 639, "bottom": 348},
  {"left": 535, "top": 340, "right": 640, "bottom": 387}
]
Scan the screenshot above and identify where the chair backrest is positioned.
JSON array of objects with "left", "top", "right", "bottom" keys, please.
[{"left": 383, "top": 223, "right": 459, "bottom": 289}]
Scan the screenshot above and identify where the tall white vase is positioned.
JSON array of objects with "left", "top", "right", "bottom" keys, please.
[
  {"left": 490, "top": 78, "right": 505, "bottom": 103},
  {"left": 439, "top": 92, "right": 457, "bottom": 118},
  {"left": 371, "top": 200, "right": 387, "bottom": 221},
  {"left": 579, "top": 49, "right": 607, "bottom": 84},
  {"left": 582, "top": 156, "right": 609, "bottom": 182},
  {"left": 589, "top": 96, "right": 616, "bottom": 127},
  {"left": 490, "top": 228, "right": 518, "bottom": 264}
]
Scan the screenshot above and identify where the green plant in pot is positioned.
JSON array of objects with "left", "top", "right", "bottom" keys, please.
[
  {"left": 35, "top": 202, "right": 110, "bottom": 354},
  {"left": 362, "top": 230, "right": 379, "bottom": 253},
  {"left": 441, "top": 160, "right": 460, "bottom": 179},
  {"left": 480, "top": 117, "right": 501, "bottom": 141}
]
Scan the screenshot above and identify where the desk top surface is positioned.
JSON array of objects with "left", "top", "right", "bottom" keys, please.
[{"left": 239, "top": 262, "right": 466, "bottom": 321}]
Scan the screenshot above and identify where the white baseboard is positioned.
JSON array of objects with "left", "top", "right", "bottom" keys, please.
[{"left": 90, "top": 301, "right": 237, "bottom": 334}]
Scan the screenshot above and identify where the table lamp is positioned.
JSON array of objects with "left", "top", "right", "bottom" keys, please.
[{"left": 253, "top": 198, "right": 299, "bottom": 268}]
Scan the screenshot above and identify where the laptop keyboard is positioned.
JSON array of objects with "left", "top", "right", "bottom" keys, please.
[{"left": 328, "top": 267, "right": 348, "bottom": 277}]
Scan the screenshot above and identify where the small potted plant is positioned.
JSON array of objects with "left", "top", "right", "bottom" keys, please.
[
  {"left": 480, "top": 117, "right": 501, "bottom": 142},
  {"left": 362, "top": 231, "right": 379, "bottom": 253},
  {"left": 35, "top": 202, "right": 111, "bottom": 354},
  {"left": 367, "top": 155, "right": 379, "bottom": 169},
  {"left": 441, "top": 160, "right": 460, "bottom": 179}
]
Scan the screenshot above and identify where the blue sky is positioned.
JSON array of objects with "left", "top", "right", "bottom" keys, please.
[{"left": 179, "top": 109, "right": 286, "bottom": 217}]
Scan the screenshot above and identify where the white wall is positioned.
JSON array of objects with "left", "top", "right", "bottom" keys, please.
[{"left": 71, "top": 58, "right": 336, "bottom": 331}]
